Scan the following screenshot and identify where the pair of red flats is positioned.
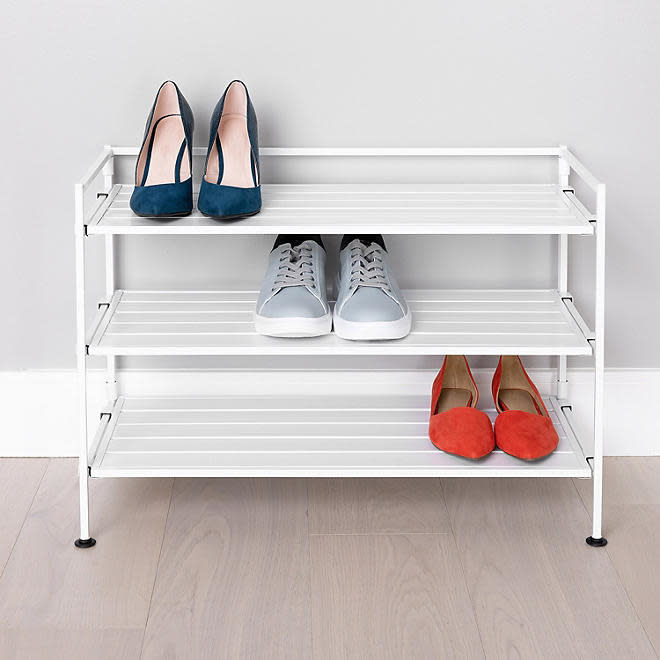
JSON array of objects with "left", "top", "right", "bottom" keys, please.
[{"left": 429, "top": 355, "right": 559, "bottom": 460}]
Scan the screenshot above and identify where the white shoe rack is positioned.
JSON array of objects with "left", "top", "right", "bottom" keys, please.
[{"left": 74, "top": 146, "right": 606, "bottom": 548}]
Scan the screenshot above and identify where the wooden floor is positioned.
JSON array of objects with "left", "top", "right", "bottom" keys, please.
[{"left": 0, "top": 459, "right": 658, "bottom": 659}]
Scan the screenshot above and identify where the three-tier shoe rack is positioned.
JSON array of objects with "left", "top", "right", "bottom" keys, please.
[{"left": 74, "top": 146, "right": 606, "bottom": 549}]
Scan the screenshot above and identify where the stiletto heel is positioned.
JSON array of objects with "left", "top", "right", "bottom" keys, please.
[
  {"left": 198, "top": 80, "right": 261, "bottom": 219},
  {"left": 130, "top": 81, "right": 194, "bottom": 217}
]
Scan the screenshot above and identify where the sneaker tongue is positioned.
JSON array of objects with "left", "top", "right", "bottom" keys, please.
[
  {"left": 272, "top": 234, "right": 324, "bottom": 252},
  {"left": 341, "top": 234, "right": 386, "bottom": 252}
]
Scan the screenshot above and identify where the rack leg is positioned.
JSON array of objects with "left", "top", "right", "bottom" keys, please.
[
  {"left": 587, "top": 183, "right": 607, "bottom": 548},
  {"left": 75, "top": 362, "right": 94, "bottom": 548},
  {"left": 75, "top": 361, "right": 94, "bottom": 548},
  {"left": 586, "top": 359, "right": 607, "bottom": 547},
  {"left": 74, "top": 183, "right": 96, "bottom": 549},
  {"left": 586, "top": 452, "right": 607, "bottom": 547},
  {"left": 75, "top": 465, "right": 96, "bottom": 549}
]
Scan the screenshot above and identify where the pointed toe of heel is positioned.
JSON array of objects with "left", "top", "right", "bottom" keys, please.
[
  {"left": 197, "top": 180, "right": 261, "bottom": 219},
  {"left": 429, "top": 407, "right": 495, "bottom": 459},
  {"left": 130, "top": 179, "right": 193, "bottom": 217}
]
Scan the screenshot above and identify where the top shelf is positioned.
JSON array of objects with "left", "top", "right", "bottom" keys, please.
[{"left": 86, "top": 183, "right": 595, "bottom": 236}]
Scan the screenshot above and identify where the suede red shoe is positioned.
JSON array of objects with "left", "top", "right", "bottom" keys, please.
[
  {"left": 429, "top": 356, "right": 495, "bottom": 459},
  {"left": 491, "top": 356, "right": 559, "bottom": 460}
]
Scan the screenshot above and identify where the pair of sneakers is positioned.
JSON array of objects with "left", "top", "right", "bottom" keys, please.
[{"left": 255, "top": 235, "right": 412, "bottom": 340}]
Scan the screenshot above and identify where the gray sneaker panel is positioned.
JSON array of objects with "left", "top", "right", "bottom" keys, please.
[
  {"left": 339, "top": 286, "right": 404, "bottom": 322},
  {"left": 259, "top": 286, "right": 327, "bottom": 319}
]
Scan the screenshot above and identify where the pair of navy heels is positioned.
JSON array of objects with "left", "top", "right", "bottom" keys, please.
[{"left": 130, "top": 80, "right": 261, "bottom": 220}]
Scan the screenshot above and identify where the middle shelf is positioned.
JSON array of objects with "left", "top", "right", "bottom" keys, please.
[{"left": 87, "top": 289, "right": 592, "bottom": 356}]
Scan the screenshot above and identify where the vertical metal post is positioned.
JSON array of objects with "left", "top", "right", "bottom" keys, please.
[
  {"left": 557, "top": 148, "right": 570, "bottom": 400},
  {"left": 102, "top": 146, "right": 114, "bottom": 193},
  {"left": 103, "top": 150, "right": 118, "bottom": 401},
  {"left": 74, "top": 183, "right": 96, "bottom": 548},
  {"left": 587, "top": 183, "right": 607, "bottom": 546}
]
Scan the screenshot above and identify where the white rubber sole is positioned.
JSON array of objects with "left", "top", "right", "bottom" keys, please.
[
  {"left": 254, "top": 312, "right": 332, "bottom": 338},
  {"left": 333, "top": 310, "right": 412, "bottom": 341}
]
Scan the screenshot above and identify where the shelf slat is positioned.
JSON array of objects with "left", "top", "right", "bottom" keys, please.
[
  {"left": 86, "top": 184, "right": 594, "bottom": 235},
  {"left": 90, "top": 395, "right": 590, "bottom": 478},
  {"left": 87, "top": 289, "right": 593, "bottom": 357}
]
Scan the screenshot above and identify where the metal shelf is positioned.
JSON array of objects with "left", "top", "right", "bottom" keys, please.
[
  {"left": 86, "top": 289, "right": 593, "bottom": 357},
  {"left": 89, "top": 395, "right": 590, "bottom": 478},
  {"left": 86, "top": 183, "right": 594, "bottom": 236}
]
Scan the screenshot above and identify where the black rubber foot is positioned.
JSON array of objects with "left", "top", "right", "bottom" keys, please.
[
  {"left": 586, "top": 536, "right": 608, "bottom": 547},
  {"left": 74, "top": 537, "right": 97, "bottom": 549}
]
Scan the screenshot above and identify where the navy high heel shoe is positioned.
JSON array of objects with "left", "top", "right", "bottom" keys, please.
[
  {"left": 130, "top": 81, "right": 194, "bottom": 217},
  {"left": 197, "top": 80, "right": 261, "bottom": 219}
]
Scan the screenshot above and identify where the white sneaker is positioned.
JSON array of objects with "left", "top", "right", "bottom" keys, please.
[
  {"left": 334, "top": 235, "right": 412, "bottom": 340},
  {"left": 255, "top": 236, "right": 332, "bottom": 337}
]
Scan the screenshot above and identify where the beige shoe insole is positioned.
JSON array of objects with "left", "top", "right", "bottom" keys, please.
[
  {"left": 496, "top": 356, "right": 547, "bottom": 415},
  {"left": 135, "top": 82, "right": 190, "bottom": 187},
  {"left": 143, "top": 117, "right": 190, "bottom": 186},
  {"left": 498, "top": 388, "right": 539, "bottom": 414},
  {"left": 205, "top": 82, "right": 256, "bottom": 188},
  {"left": 435, "top": 388, "right": 472, "bottom": 414}
]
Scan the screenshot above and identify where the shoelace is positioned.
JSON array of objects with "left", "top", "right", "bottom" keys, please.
[
  {"left": 273, "top": 244, "right": 315, "bottom": 291},
  {"left": 349, "top": 243, "right": 391, "bottom": 292}
]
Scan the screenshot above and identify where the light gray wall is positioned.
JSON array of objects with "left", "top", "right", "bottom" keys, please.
[{"left": 2, "top": 0, "right": 658, "bottom": 369}]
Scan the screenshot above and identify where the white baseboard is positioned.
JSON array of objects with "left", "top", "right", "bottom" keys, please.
[{"left": 1, "top": 368, "right": 658, "bottom": 457}]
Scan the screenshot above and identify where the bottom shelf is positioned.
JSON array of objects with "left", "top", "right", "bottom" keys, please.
[{"left": 89, "top": 395, "right": 591, "bottom": 478}]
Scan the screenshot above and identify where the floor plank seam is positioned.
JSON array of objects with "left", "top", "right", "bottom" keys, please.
[
  {"left": 438, "top": 478, "right": 488, "bottom": 659},
  {"left": 0, "top": 459, "right": 49, "bottom": 583},
  {"left": 305, "top": 480, "right": 315, "bottom": 660},
  {"left": 138, "top": 478, "right": 175, "bottom": 660},
  {"left": 571, "top": 477, "right": 593, "bottom": 520},
  {"left": 598, "top": 543, "right": 659, "bottom": 655}
]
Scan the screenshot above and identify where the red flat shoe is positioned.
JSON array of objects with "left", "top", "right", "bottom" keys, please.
[
  {"left": 491, "top": 356, "right": 559, "bottom": 460},
  {"left": 429, "top": 356, "right": 495, "bottom": 459}
]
